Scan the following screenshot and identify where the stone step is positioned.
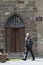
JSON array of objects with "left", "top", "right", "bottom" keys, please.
[{"left": 6, "top": 52, "right": 31, "bottom": 59}]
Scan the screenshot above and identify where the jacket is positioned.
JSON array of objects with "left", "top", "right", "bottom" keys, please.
[{"left": 25, "top": 37, "right": 33, "bottom": 48}]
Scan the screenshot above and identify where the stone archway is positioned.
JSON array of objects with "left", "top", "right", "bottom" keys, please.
[{"left": 5, "top": 14, "right": 25, "bottom": 53}]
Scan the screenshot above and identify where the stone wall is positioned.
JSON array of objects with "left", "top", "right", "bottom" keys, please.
[
  {"left": 0, "top": 0, "right": 37, "bottom": 56},
  {"left": 35, "top": 0, "right": 43, "bottom": 57}
]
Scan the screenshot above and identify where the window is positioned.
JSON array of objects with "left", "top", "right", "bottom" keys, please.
[{"left": 6, "top": 15, "right": 24, "bottom": 28}]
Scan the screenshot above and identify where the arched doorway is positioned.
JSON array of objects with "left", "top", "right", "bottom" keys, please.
[{"left": 5, "top": 14, "right": 25, "bottom": 53}]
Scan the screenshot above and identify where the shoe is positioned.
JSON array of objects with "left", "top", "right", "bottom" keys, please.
[
  {"left": 22, "top": 59, "right": 26, "bottom": 61},
  {"left": 32, "top": 58, "right": 35, "bottom": 61}
]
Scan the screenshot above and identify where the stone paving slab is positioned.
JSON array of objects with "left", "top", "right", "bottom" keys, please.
[{"left": 0, "top": 58, "right": 43, "bottom": 65}]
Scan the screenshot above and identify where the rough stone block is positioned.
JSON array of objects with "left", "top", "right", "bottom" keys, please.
[{"left": 0, "top": 54, "right": 6, "bottom": 63}]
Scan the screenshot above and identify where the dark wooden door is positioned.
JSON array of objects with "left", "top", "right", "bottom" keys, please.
[
  {"left": 16, "top": 27, "right": 25, "bottom": 52},
  {"left": 6, "top": 27, "right": 25, "bottom": 52},
  {"left": 6, "top": 28, "right": 15, "bottom": 52}
]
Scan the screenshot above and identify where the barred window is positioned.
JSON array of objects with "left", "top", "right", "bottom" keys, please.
[{"left": 6, "top": 15, "right": 24, "bottom": 28}]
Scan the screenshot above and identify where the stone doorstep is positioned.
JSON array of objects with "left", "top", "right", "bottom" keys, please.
[
  {"left": 6, "top": 52, "right": 31, "bottom": 59},
  {"left": 6, "top": 52, "right": 23, "bottom": 58}
]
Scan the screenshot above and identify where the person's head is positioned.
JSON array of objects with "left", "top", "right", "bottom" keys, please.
[{"left": 26, "top": 33, "right": 30, "bottom": 38}]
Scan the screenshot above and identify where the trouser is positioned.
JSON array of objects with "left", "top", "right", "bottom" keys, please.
[{"left": 24, "top": 47, "right": 35, "bottom": 60}]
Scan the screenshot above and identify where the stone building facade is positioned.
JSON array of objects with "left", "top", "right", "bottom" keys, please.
[
  {"left": 35, "top": 0, "right": 43, "bottom": 57},
  {"left": 0, "top": 0, "right": 42, "bottom": 57}
]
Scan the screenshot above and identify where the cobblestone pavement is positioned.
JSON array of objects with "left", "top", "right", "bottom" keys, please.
[{"left": 0, "top": 58, "right": 43, "bottom": 65}]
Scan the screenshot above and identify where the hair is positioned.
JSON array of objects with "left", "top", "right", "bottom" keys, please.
[{"left": 26, "top": 33, "right": 30, "bottom": 36}]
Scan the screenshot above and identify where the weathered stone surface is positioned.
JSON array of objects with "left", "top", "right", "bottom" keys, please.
[{"left": 0, "top": 0, "right": 38, "bottom": 56}]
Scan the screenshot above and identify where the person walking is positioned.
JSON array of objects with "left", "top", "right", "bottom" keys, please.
[{"left": 22, "top": 33, "right": 35, "bottom": 61}]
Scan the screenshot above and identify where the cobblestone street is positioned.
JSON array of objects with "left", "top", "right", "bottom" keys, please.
[{"left": 0, "top": 58, "right": 43, "bottom": 65}]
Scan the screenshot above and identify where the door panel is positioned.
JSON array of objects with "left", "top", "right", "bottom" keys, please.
[
  {"left": 16, "top": 27, "right": 25, "bottom": 52},
  {"left": 6, "top": 28, "right": 12, "bottom": 52},
  {"left": 6, "top": 28, "right": 16, "bottom": 52},
  {"left": 6, "top": 27, "right": 25, "bottom": 52},
  {"left": 10, "top": 28, "right": 15, "bottom": 52}
]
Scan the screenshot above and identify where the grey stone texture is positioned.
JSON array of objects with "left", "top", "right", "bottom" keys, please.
[{"left": 0, "top": 0, "right": 38, "bottom": 57}]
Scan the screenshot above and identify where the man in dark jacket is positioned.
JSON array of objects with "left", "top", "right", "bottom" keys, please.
[{"left": 23, "top": 33, "right": 35, "bottom": 60}]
